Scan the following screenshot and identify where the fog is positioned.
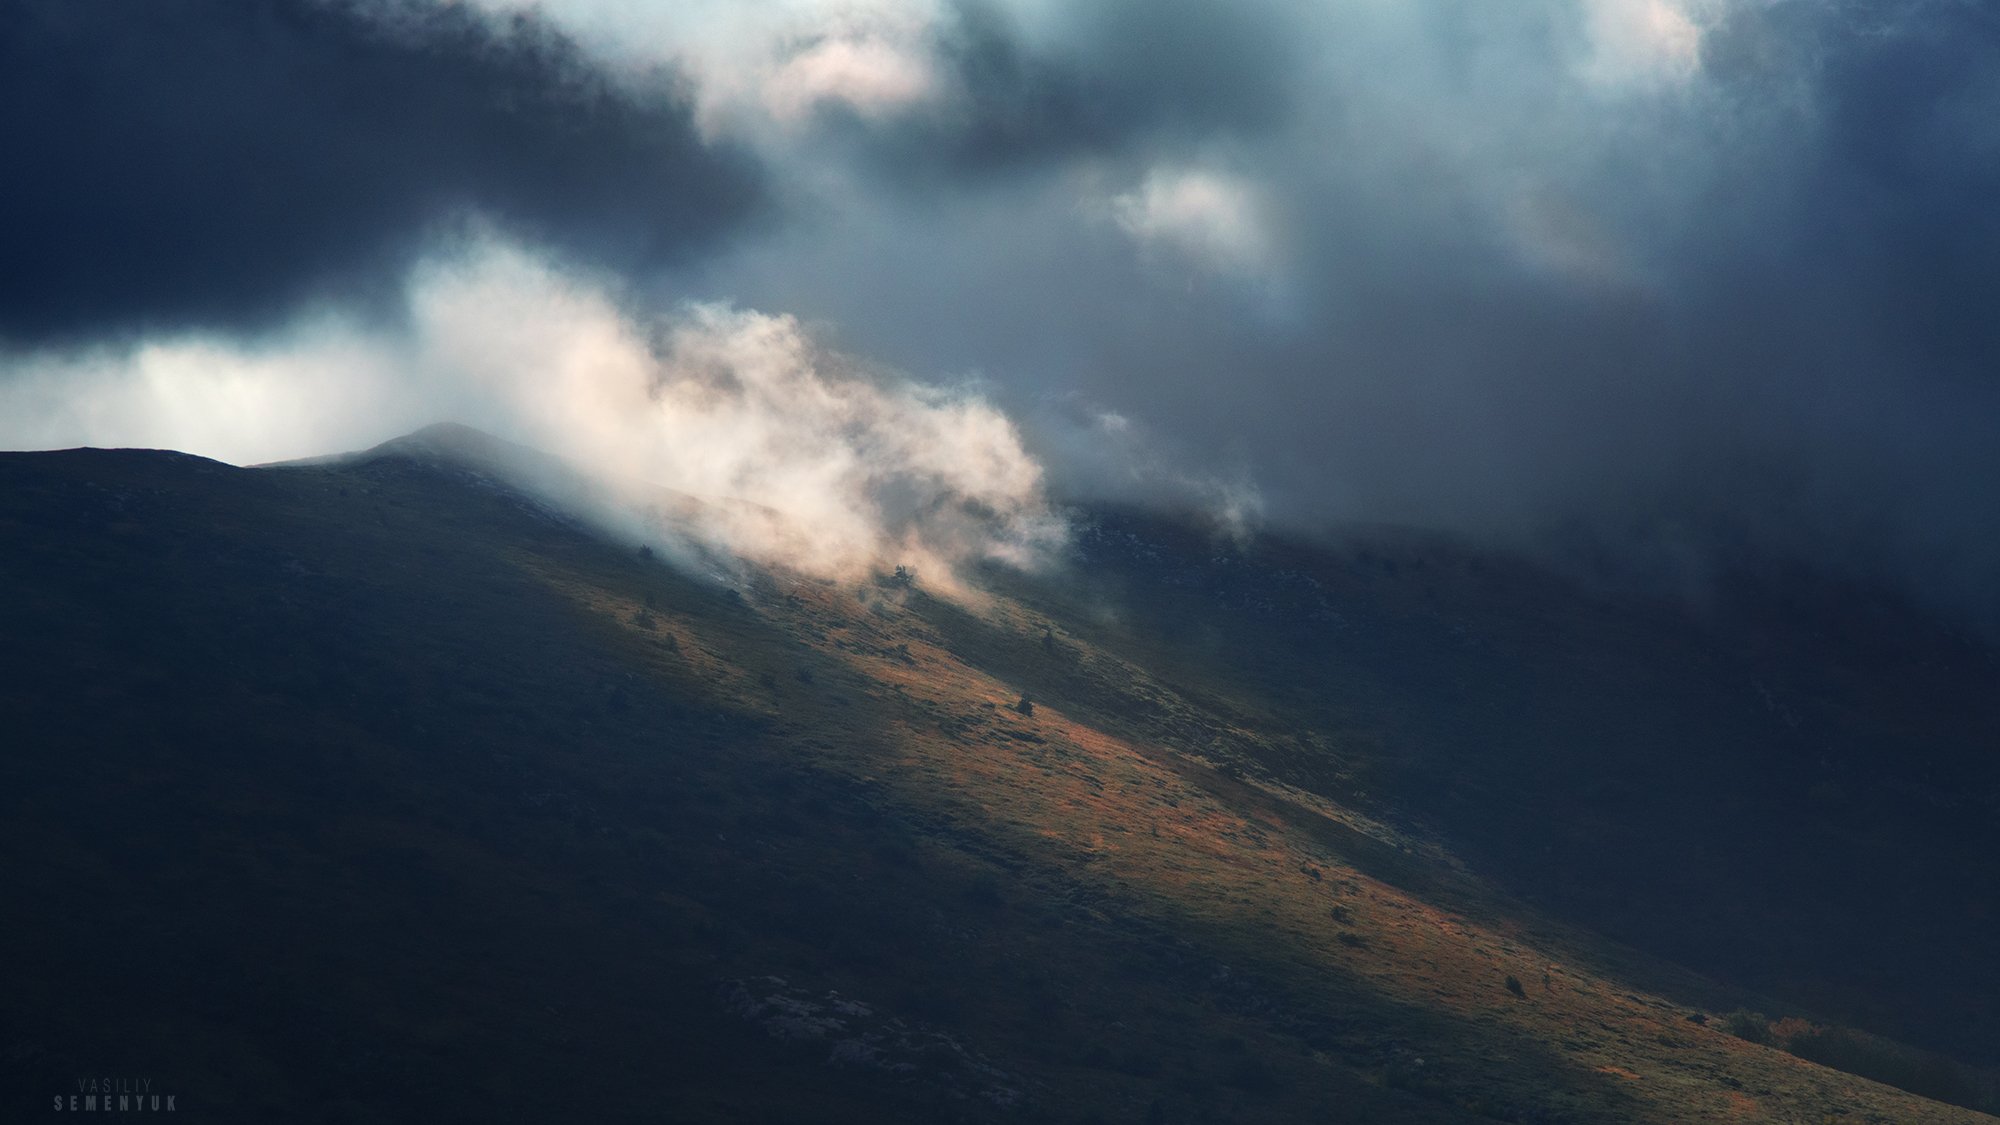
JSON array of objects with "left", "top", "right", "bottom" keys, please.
[{"left": 0, "top": 235, "right": 1064, "bottom": 588}]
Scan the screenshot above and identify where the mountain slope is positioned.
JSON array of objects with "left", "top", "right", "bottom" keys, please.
[{"left": 1, "top": 432, "right": 1993, "bottom": 1122}]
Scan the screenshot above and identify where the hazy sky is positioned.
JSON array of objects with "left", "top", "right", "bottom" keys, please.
[{"left": 4, "top": 0, "right": 1998, "bottom": 621}]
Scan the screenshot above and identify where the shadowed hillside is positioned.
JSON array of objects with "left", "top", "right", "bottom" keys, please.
[
  {"left": 1, "top": 430, "right": 1995, "bottom": 1123},
  {"left": 1032, "top": 508, "right": 2000, "bottom": 1068}
]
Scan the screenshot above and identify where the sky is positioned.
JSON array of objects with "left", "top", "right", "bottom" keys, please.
[{"left": 3, "top": 0, "right": 1998, "bottom": 621}]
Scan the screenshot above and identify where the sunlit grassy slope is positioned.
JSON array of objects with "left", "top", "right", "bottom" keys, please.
[{"left": 1, "top": 430, "right": 1994, "bottom": 1123}]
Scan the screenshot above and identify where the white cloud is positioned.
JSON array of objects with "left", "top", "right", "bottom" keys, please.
[
  {"left": 0, "top": 327, "right": 418, "bottom": 466},
  {"left": 0, "top": 235, "right": 1065, "bottom": 589},
  {"left": 1110, "top": 168, "right": 1277, "bottom": 278},
  {"left": 1579, "top": 0, "right": 1709, "bottom": 90},
  {"left": 762, "top": 31, "right": 940, "bottom": 124},
  {"left": 451, "top": 0, "right": 948, "bottom": 136},
  {"left": 1031, "top": 393, "right": 1266, "bottom": 539}
]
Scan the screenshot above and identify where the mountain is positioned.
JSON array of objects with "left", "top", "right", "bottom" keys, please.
[{"left": 2, "top": 426, "right": 1996, "bottom": 1123}]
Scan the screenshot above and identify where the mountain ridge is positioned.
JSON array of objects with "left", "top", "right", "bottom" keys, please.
[{"left": 2, "top": 427, "right": 1995, "bottom": 1122}]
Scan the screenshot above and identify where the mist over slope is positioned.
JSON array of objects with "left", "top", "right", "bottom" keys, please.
[{"left": 0, "top": 240, "right": 1065, "bottom": 593}]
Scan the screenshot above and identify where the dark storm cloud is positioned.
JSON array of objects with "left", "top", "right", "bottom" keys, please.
[
  {"left": 831, "top": 0, "right": 1297, "bottom": 183},
  {"left": 0, "top": 0, "right": 762, "bottom": 343},
  {"left": 9, "top": 0, "right": 1997, "bottom": 626},
  {"left": 1537, "top": 0, "right": 2000, "bottom": 606},
  {"left": 701, "top": 0, "right": 2000, "bottom": 628}
]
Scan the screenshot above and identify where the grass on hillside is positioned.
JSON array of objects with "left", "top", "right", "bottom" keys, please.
[{"left": 1, "top": 444, "right": 1994, "bottom": 1123}]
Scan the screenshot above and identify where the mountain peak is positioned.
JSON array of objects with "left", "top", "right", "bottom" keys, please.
[{"left": 360, "top": 421, "right": 537, "bottom": 466}]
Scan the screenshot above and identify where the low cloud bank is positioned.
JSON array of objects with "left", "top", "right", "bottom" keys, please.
[
  {"left": 0, "top": 236, "right": 1066, "bottom": 590},
  {"left": 0, "top": 0, "right": 759, "bottom": 344}
]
